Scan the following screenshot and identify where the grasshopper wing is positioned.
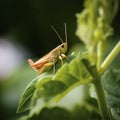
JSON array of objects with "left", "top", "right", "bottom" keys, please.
[{"left": 29, "top": 52, "right": 53, "bottom": 68}]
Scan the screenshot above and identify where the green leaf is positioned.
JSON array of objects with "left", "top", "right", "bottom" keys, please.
[
  {"left": 29, "top": 56, "right": 93, "bottom": 115},
  {"left": 17, "top": 53, "right": 76, "bottom": 113},
  {"left": 54, "top": 56, "right": 92, "bottom": 82},
  {"left": 16, "top": 78, "right": 37, "bottom": 113},
  {"left": 17, "top": 55, "right": 94, "bottom": 116},
  {"left": 17, "top": 73, "right": 53, "bottom": 113},
  {"left": 19, "top": 98, "right": 101, "bottom": 120},
  {"left": 102, "top": 68, "right": 120, "bottom": 108},
  {"left": 35, "top": 81, "right": 67, "bottom": 102}
]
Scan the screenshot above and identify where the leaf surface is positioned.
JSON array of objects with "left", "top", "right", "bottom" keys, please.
[{"left": 102, "top": 68, "right": 120, "bottom": 108}]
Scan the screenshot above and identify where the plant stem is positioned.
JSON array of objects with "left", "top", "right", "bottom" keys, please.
[
  {"left": 99, "top": 41, "right": 120, "bottom": 74},
  {"left": 94, "top": 41, "right": 120, "bottom": 120},
  {"left": 97, "top": 41, "right": 104, "bottom": 69},
  {"left": 94, "top": 77, "right": 112, "bottom": 120}
]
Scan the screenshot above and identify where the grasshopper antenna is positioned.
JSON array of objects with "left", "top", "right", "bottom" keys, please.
[
  {"left": 64, "top": 22, "right": 67, "bottom": 45},
  {"left": 51, "top": 25, "right": 64, "bottom": 44}
]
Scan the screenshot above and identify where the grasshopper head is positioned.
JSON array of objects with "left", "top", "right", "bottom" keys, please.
[
  {"left": 51, "top": 23, "right": 68, "bottom": 54},
  {"left": 60, "top": 42, "right": 67, "bottom": 54}
]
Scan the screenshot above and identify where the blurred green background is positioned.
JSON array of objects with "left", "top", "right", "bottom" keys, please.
[{"left": 0, "top": 0, "right": 120, "bottom": 120}]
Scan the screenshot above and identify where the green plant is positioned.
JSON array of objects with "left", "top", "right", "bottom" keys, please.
[{"left": 17, "top": 0, "right": 120, "bottom": 120}]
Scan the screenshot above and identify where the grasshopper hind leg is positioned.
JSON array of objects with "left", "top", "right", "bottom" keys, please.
[
  {"left": 38, "top": 62, "right": 55, "bottom": 74},
  {"left": 28, "top": 59, "right": 39, "bottom": 72}
]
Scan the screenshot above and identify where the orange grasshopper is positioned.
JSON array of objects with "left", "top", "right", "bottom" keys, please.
[{"left": 28, "top": 23, "right": 68, "bottom": 74}]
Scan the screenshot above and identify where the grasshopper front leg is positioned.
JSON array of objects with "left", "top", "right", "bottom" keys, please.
[
  {"left": 61, "top": 54, "right": 70, "bottom": 61},
  {"left": 59, "top": 53, "right": 70, "bottom": 66},
  {"left": 59, "top": 56, "right": 64, "bottom": 66}
]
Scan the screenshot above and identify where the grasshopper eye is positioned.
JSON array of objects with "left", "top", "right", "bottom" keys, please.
[{"left": 61, "top": 44, "right": 64, "bottom": 48}]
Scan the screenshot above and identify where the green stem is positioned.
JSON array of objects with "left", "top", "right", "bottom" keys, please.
[
  {"left": 94, "top": 41, "right": 120, "bottom": 120},
  {"left": 97, "top": 41, "right": 104, "bottom": 69},
  {"left": 99, "top": 41, "right": 120, "bottom": 74},
  {"left": 94, "top": 77, "right": 112, "bottom": 120}
]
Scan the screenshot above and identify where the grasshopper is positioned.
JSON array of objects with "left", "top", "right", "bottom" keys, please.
[{"left": 28, "top": 23, "right": 68, "bottom": 74}]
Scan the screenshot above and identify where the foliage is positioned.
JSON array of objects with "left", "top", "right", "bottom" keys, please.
[
  {"left": 17, "top": 0, "right": 120, "bottom": 120},
  {"left": 102, "top": 68, "right": 120, "bottom": 108},
  {"left": 76, "top": 0, "right": 118, "bottom": 65},
  {"left": 17, "top": 55, "right": 93, "bottom": 114},
  {"left": 19, "top": 98, "right": 101, "bottom": 120}
]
